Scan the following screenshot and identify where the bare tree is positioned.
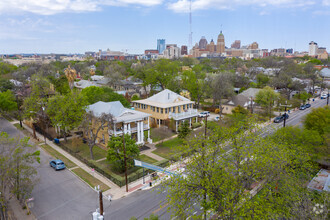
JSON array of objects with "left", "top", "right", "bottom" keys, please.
[{"left": 80, "top": 112, "right": 114, "bottom": 160}]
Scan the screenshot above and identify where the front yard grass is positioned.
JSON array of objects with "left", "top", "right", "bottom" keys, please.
[
  {"left": 150, "top": 127, "right": 176, "bottom": 143},
  {"left": 72, "top": 168, "right": 110, "bottom": 191},
  {"left": 40, "top": 144, "right": 77, "bottom": 168},
  {"left": 95, "top": 154, "right": 158, "bottom": 178},
  {"left": 61, "top": 139, "right": 107, "bottom": 161},
  {"left": 152, "top": 137, "right": 184, "bottom": 160}
]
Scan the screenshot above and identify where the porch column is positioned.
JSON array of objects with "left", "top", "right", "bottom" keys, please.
[
  {"left": 137, "top": 121, "right": 141, "bottom": 143},
  {"left": 140, "top": 121, "right": 144, "bottom": 144},
  {"left": 189, "top": 118, "right": 192, "bottom": 128},
  {"left": 113, "top": 123, "right": 116, "bottom": 136},
  {"left": 196, "top": 117, "right": 197, "bottom": 123},
  {"left": 124, "top": 123, "right": 127, "bottom": 134},
  {"left": 158, "top": 119, "right": 161, "bottom": 127},
  {"left": 176, "top": 121, "right": 178, "bottom": 132},
  {"left": 128, "top": 123, "right": 131, "bottom": 134}
]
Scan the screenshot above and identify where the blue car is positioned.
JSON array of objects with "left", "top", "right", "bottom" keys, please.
[
  {"left": 50, "top": 159, "right": 66, "bottom": 171},
  {"left": 299, "top": 105, "right": 306, "bottom": 110},
  {"left": 305, "top": 103, "right": 311, "bottom": 108}
]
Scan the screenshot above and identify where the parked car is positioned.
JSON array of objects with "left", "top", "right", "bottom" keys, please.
[
  {"left": 50, "top": 159, "right": 66, "bottom": 171},
  {"left": 214, "top": 116, "right": 220, "bottom": 121},
  {"left": 274, "top": 113, "right": 289, "bottom": 123},
  {"left": 305, "top": 103, "right": 311, "bottom": 108},
  {"left": 198, "top": 111, "right": 210, "bottom": 117},
  {"left": 299, "top": 105, "right": 306, "bottom": 110},
  {"left": 321, "top": 93, "right": 328, "bottom": 99}
]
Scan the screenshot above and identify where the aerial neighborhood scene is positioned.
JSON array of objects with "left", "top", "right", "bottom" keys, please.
[{"left": 1, "top": 0, "right": 330, "bottom": 219}]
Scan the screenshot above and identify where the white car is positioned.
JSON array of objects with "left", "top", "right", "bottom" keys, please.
[
  {"left": 198, "top": 111, "right": 210, "bottom": 117},
  {"left": 321, "top": 93, "right": 328, "bottom": 99}
]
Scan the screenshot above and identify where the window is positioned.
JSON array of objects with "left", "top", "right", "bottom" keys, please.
[
  {"left": 168, "top": 108, "right": 171, "bottom": 113},
  {"left": 161, "top": 108, "right": 163, "bottom": 114},
  {"left": 153, "top": 107, "right": 155, "bottom": 112},
  {"left": 165, "top": 108, "right": 167, "bottom": 114},
  {"left": 102, "top": 134, "right": 105, "bottom": 144},
  {"left": 173, "top": 107, "right": 176, "bottom": 113},
  {"left": 183, "top": 105, "right": 185, "bottom": 110},
  {"left": 157, "top": 107, "right": 159, "bottom": 113}
]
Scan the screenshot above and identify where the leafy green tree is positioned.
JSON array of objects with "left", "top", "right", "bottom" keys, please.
[
  {"left": 304, "top": 106, "right": 330, "bottom": 136},
  {"left": 0, "top": 132, "right": 40, "bottom": 217},
  {"left": 178, "top": 121, "right": 191, "bottom": 139},
  {"left": 256, "top": 73, "right": 270, "bottom": 88},
  {"left": 0, "top": 78, "right": 14, "bottom": 92},
  {"left": 164, "top": 120, "right": 321, "bottom": 219},
  {"left": 255, "top": 86, "right": 280, "bottom": 120},
  {"left": 0, "top": 62, "right": 18, "bottom": 75},
  {"left": 296, "top": 91, "right": 312, "bottom": 104},
  {"left": 153, "top": 59, "right": 180, "bottom": 92},
  {"left": 47, "top": 92, "right": 87, "bottom": 142},
  {"left": 81, "top": 86, "right": 130, "bottom": 107},
  {"left": 0, "top": 90, "right": 17, "bottom": 114},
  {"left": 181, "top": 70, "right": 206, "bottom": 108},
  {"left": 271, "top": 73, "right": 305, "bottom": 99},
  {"left": 107, "top": 134, "right": 139, "bottom": 172}
]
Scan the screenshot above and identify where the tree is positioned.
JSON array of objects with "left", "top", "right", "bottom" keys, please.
[
  {"left": 211, "top": 72, "right": 234, "bottom": 118},
  {"left": 164, "top": 120, "right": 323, "bottom": 219},
  {"left": 0, "top": 78, "right": 14, "bottom": 92},
  {"left": 296, "top": 91, "right": 312, "bottom": 104},
  {"left": 256, "top": 73, "right": 270, "bottom": 88},
  {"left": 153, "top": 59, "right": 180, "bottom": 91},
  {"left": 304, "top": 106, "right": 330, "bottom": 136},
  {"left": 81, "top": 86, "right": 130, "bottom": 107},
  {"left": 0, "top": 90, "right": 17, "bottom": 114},
  {"left": 0, "top": 132, "right": 40, "bottom": 218},
  {"left": 81, "top": 112, "right": 114, "bottom": 160},
  {"left": 255, "top": 86, "right": 280, "bottom": 120},
  {"left": 181, "top": 70, "right": 207, "bottom": 108},
  {"left": 107, "top": 134, "right": 139, "bottom": 173},
  {"left": 178, "top": 121, "right": 191, "bottom": 139},
  {"left": 47, "top": 92, "right": 87, "bottom": 142},
  {"left": 271, "top": 73, "right": 305, "bottom": 99},
  {"left": 303, "top": 63, "right": 320, "bottom": 95}
]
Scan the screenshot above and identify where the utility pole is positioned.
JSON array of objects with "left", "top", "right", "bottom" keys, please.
[
  {"left": 327, "top": 89, "right": 329, "bottom": 106},
  {"left": 250, "top": 96, "right": 253, "bottom": 114},
  {"left": 15, "top": 94, "right": 23, "bottom": 128},
  {"left": 122, "top": 132, "right": 128, "bottom": 192},
  {"left": 280, "top": 101, "right": 292, "bottom": 128},
  {"left": 99, "top": 190, "right": 104, "bottom": 216},
  {"left": 203, "top": 115, "right": 207, "bottom": 220}
]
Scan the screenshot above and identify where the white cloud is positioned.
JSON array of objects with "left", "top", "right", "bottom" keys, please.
[
  {"left": 323, "top": 0, "right": 330, "bottom": 6},
  {"left": 0, "top": 0, "right": 163, "bottom": 15},
  {"left": 168, "top": 0, "right": 316, "bottom": 13}
]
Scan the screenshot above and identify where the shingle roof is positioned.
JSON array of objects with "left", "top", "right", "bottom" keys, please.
[
  {"left": 225, "top": 95, "right": 250, "bottom": 107},
  {"left": 239, "top": 88, "right": 261, "bottom": 99},
  {"left": 320, "top": 68, "right": 330, "bottom": 77},
  {"left": 87, "top": 101, "right": 150, "bottom": 123}
]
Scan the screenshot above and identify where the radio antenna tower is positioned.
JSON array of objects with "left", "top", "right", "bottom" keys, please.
[{"left": 189, "top": 0, "right": 192, "bottom": 49}]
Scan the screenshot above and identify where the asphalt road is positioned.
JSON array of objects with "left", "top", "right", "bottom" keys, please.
[
  {"left": 0, "top": 119, "right": 102, "bottom": 220},
  {"left": 0, "top": 98, "right": 327, "bottom": 220}
]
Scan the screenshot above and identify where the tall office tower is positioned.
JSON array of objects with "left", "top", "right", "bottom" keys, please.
[
  {"left": 207, "top": 39, "right": 216, "bottom": 53},
  {"left": 231, "top": 40, "right": 241, "bottom": 49},
  {"left": 157, "top": 39, "right": 166, "bottom": 54},
  {"left": 216, "top": 31, "right": 225, "bottom": 54},
  {"left": 199, "top": 36, "right": 208, "bottom": 49},
  {"left": 181, "top": 45, "right": 188, "bottom": 55},
  {"left": 309, "top": 41, "right": 318, "bottom": 56}
]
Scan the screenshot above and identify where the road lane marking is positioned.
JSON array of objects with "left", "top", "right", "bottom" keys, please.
[{"left": 152, "top": 202, "right": 169, "bottom": 214}]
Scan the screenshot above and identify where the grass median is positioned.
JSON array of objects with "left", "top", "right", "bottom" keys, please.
[
  {"left": 152, "top": 137, "right": 184, "bottom": 160},
  {"left": 72, "top": 168, "right": 110, "bottom": 191},
  {"left": 40, "top": 144, "right": 77, "bottom": 168}
]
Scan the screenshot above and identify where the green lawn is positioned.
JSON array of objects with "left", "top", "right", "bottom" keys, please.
[
  {"left": 152, "top": 137, "right": 184, "bottom": 160},
  {"left": 61, "top": 139, "right": 107, "bottom": 161},
  {"left": 13, "top": 123, "right": 24, "bottom": 131},
  {"left": 40, "top": 144, "right": 77, "bottom": 168},
  {"left": 95, "top": 154, "right": 158, "bottom": 178},
  {"left": 72, "top": 168, "right": 110, "bottom": 191},
  {"left": 150, "top": 127, "right": 176, "bottom": 143}
]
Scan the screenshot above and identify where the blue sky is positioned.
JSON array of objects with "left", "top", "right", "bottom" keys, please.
[{"left": 0, "top": 0, "right": 329, "bottom": 54}]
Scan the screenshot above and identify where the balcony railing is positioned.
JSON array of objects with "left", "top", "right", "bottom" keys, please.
[
  {"left": 169, "top": 108, "right": 198, "bottom": 120},
  {"left": 108, "top": 124, "right": 149, "bottom": 135}
]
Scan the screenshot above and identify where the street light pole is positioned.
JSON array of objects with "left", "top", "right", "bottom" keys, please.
[{"left": 250, "top": 96, "right": 253, "bottom": 114}]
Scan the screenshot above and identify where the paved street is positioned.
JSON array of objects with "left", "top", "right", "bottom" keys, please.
[
  {"left": 0, "top": 98, "right": 327, "bottom": 220},
  {"left": 0, "top": 119, "right": 102, "bottom": 220}
]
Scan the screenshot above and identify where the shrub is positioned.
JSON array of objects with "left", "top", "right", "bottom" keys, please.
[{"left": 215, "top": 108, "right": 220, "bottom": 114}]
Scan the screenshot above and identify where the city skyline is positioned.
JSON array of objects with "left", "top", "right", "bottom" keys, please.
[{"left": 0, "top": 0, "right": 329, "bottom": 54}]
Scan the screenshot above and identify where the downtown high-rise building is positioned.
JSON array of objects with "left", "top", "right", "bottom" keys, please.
[
  {"left": 231, "top": 40, "right": 241, "bottom": 49},
  {"left": 216, "top": 31, "right": 225, "bottom": 54},
  {"left": 157, "top": 39, "right": 166, "bottom": 54}
]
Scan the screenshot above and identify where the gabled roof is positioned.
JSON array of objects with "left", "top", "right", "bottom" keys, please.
[
  {"left": 239, "top": 88, "right": 261, "bottom": 99},
  {"left": 225, "top": 95, "right": 250, "bottom": 107},
  {"left": 132, "top": 89, "right": 193, "bottom": 108},
  {"left": 87, "top": 101, "right": 150, "bottom": 123}
]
